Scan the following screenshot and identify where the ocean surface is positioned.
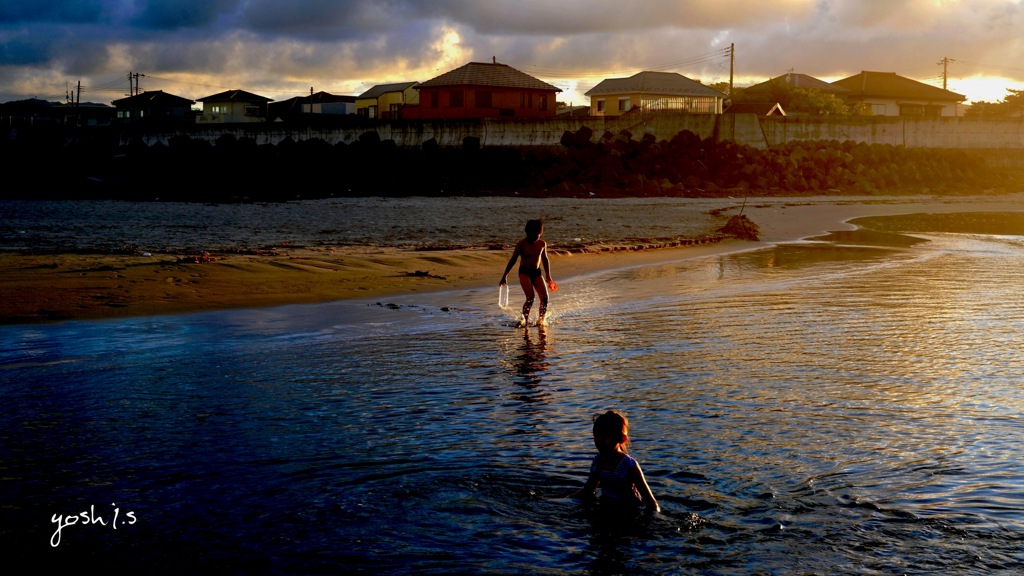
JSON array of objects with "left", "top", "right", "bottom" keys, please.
[
  {"left": 2, "top": 197, "right": 1024, "bottom": 574},
  {"left": 0, "top": 196, "right": 733, "bottom": 252}
]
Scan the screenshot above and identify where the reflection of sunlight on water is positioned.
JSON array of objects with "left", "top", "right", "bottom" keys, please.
[{"left": 4, "top": 227, "right": 1024, "bottom": 573}]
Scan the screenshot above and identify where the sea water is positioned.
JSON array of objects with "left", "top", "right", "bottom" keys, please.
[{"left": 2, "top": 199, "right": 1024, "bottom": 573}]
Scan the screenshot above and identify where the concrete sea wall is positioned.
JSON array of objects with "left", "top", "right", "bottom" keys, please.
[{"left": 123, "top": 113, "right": 1024, "bottom": 152}]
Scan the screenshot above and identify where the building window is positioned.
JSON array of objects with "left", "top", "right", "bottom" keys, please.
[
  {"left": 431, "top": 92, "right": 439, "bottom": 108},
  {"left": 211, "top": 105, "right": 228, "bottom": 114},
  {"left": 449, "top": 90, "right": 464, "bottom": 107},
  {"left": 477, "top": 91, "right": 492, "bottom": 108},
  {"left": 367, "top": 105, "right": 377, "bottom": 119},
  {"left": 596, "top": 99, "right": 606, "bottom": 112},
  {"left": 618, "top": 97, "right": 630, "bottom": 112},
  {"left": 389, "top": 103, "right": 401, "bottom": 117},
  {"left": 539, "top": 95, "right": 547, "bottom": 111},
  {"left": 899, "top": 103, "right": 925, "bottom": 116},
  {"left": 870, "top": 103, "right": 886, "bottom": 116}
]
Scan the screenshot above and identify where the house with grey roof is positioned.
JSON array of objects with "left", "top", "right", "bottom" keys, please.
[
  {"left": 269, "top": 91, "right": 356, "bottom": 121},
  {"left": 584, "top": 71, "right": 727, "bottom": 117},
  {"left": 407, "top": 60, "right": 561, "bottom": 119},
  {"left": 740, "top": 73, "right": 845, "bottom": 116},
  {"left": 744, "top": 73, "right": 849, "bottom": 97},
  {"left": 195, "top": 89, "right": 272, "bottom": 123},
  {"left": 831, "top": 71, "right": 965, "bottom": 117},
  {"left": 111, "top": 90, "right": 195, "bottom": 125},
  {"left": 356, "top": 82, "right": 419, "bottom": 119}
]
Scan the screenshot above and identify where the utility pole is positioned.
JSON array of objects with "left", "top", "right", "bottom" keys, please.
[
  {"left": 938, "top": 57, "right": 950, "bottom": 90},
  {"left": 729, "top": 43, "right": 735, "bottom": 96},
  {"left": 128, "top": 71, "right": 144, "bottom": 96},
  {"left": 127, "top": 71, "right": 145, "bottom": 122}
]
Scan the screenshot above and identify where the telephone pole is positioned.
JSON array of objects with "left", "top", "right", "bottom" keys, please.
[
  {"left": 128, "top": 71, "right": 144, "bottom": 96},
  {"left": 938, "top": 57, "right": 951, "bottom": 90},
  {"left": 729, "top": 43, "right": 735, "bottom": 96}
]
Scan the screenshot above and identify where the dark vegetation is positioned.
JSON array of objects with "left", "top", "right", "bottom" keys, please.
[{"left": 3, "top": 125, "right": 1019, "bottom": 202}]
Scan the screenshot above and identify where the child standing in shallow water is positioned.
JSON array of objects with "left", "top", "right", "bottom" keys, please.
[
  {"left": 500, "top": 219, "right": 555, "bottom": 327},
  {"left": 572, "top": 410, "right": 660, "bottom": 515}
]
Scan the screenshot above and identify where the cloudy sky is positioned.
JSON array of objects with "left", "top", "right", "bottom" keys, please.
[{"left": 2, "top": 0, "right": 1023, "bottom": 106}]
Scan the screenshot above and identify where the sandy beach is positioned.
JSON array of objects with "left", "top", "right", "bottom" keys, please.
[{"left": 2, "top": 193, "right": 1022, "bottom": 324}]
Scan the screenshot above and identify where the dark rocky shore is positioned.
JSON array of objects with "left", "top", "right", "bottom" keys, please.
[{"left": 6, "top": 126, "right": 1021, "bottom": 202}]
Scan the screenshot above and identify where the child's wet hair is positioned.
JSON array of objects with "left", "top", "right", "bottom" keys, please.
[
  {"left": 525, "top": 219, "right": 543, "bottom": 240},
  {"left": 593, "top": 410, "right": 629, "bottom": 441}
]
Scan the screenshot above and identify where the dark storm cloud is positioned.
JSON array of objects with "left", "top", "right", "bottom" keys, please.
[
  {"left": 130, "top": 0, "right": 238, "bottom": 30},
  {"left": 0, "top": 30, "right": 56, "bottom": 66},
  {"left": 0, "top": 0, "right": 105, "bottom": 24},
  {"left": 1, "top": 0, "right": 1023, "bottom": 104},
  {"left": 239, "top": 0, "right": 405, "bottom": 38}
]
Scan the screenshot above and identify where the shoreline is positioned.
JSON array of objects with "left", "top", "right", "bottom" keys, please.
[{"left": 3, "top": 193, "right": 1023, "bottom": 325}]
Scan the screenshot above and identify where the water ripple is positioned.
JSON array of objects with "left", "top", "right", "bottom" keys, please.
[{"left": 3, "top": 230, "right": 1024, "bottom": 573}]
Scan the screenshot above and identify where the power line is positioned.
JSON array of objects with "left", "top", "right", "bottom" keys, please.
[
  {"left": 510, "top": 47, "right": 732, "bottom": 81},
  {"left": 134, "top": 73, "right": 320, "bottom": 97},
  {"left": 946, "top": 58, "right": 1024, "bottom": 75}
]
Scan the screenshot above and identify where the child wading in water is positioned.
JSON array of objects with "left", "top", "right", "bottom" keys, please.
[
  {"left": 572, "top": 410, "right": 660, "bottom": 516},
  {"left": 500, "top": 219, "right": 555, "bottom": 327}
]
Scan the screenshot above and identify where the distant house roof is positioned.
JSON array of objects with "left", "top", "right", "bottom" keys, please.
[
  {"left": 111, "top": 90, "right": 194, "bottom": 108},
  {"left": 269, "top": 92, "right": 356, "bottom": 116},
  {"left": 417, "top": 62, "right": 561, "bottom": 92},
  {"left": 276, "top": 91, "right": 355, "bottom": 105},
  {"left": 0, "top": 98, "right": 61, "bottom": 115},
  {"left": 831, "top": 71, "right": 965, "bottom": 101},
  {"left": 557, "top": 105, "right": 590, "bottom": 117},
  {"left": 311, "top": 91, "right": 356, "bottom": 104},
  {"left": 726, "top": 101, "right": 786, "bottom": 116},
  {"left": 357, "top": 82, "right": 419, "bottom": 99},
  {"left": 196, "top": 89, "right": 272, "bottom": 103},
  {"left": 746, "top": 73, "right": 848, "bottom": 94},
  {"left": 584, "top": 71, "right": 726, "bottom": 98}
]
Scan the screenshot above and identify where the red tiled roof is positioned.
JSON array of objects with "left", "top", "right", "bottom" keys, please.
[
  {"left": 417, "top": 62, "right": 561, "bottom": 92},
  {"left": 831, "top": 71, "right": 964, "bottom": 101}
]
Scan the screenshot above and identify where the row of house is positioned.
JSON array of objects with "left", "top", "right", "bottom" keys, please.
[
  {"left": 55, "top": 59, "right": 970, "bottom": 126},
  {"left": 742, "top": 71, "right": 967, "bottom": 117}
]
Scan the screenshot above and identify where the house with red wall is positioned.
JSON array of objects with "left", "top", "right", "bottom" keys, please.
[{"left": 407, "top": 60, "right": 561, "bottom": 120}]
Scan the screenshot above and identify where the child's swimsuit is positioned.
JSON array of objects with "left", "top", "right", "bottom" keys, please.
[
  {"left": 591, "top": 454, "right": 643, "bottom": 508},
  {"left": 518, "top": 265, "right": 543, "bottom": 280}
]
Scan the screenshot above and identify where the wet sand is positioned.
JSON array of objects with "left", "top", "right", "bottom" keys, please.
[{"left": 2, "top": 194, "right": 1022, "bottom": 324}]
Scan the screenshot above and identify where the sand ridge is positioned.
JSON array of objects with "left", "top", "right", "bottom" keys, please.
[{"left": 3, "top": 194, "right": 1022, "bottom": 324}]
